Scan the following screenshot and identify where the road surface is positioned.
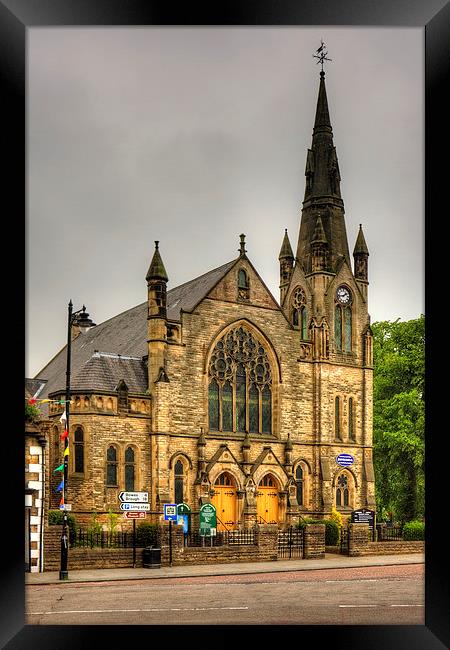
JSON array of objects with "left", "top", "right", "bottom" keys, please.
[{"left": 26, "top": 563, "right": 424, "bottom": 625}]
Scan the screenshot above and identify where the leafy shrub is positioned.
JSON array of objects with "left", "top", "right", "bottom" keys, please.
[
  {"left": 87, "top": 511, "right": 103, "bottom": 536},
  {"left": 48, "top": 510, "right": 77, "bottom": 538},
  {"left": 136, "top": 522, "right": 159, "bottom": 547},
  {"left": 25, "top": 402, "right": 41, "bottom": 423},
  {"left": 402, "top": 520, "right": 425, "bottom": 541},
  {"left": 107, "top": 508, "right": 119, "bottom": 535}
]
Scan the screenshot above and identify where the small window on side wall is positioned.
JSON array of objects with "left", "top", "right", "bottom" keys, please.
[{"left": 237, "top": 269, "right": 250, "bottom": 300}]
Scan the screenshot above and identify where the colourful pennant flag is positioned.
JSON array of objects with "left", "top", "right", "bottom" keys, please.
[
  {"left": 64, "top": 446, "right": 70, "bottom": 457},
  {"left": 59, "top": 410, "right": 67, "bottom": 424},
  {"left": 60, "top": 429, "right": 68, "bottom": 440},
  {"left": 28, "top": 398, "right": 36, "bottom": 404},
  {"left": 59, "top": 496, "right": 64, "bottom": 506},
  {"left": 53, "top": 464, "right": 64, "bottom": 472},
  {"left": 56, "top": 480, "right": 64, "bottom": 492}
]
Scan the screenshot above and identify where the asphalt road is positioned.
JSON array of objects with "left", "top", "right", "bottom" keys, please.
[{"left": 26, "top": 564, "right": 424, "bottom": 626}]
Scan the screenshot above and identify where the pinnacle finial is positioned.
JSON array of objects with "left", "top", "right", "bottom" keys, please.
[
  {"left": 239, "top": 233, "right": 247, "bottom": 256},
  {"left": 313, "top": 40, "right": 332, "bottom": 73}
]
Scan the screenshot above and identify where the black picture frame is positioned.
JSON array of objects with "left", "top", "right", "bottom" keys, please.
[{"left": 4, "top": 0, "right": 449, "bottom": 647}]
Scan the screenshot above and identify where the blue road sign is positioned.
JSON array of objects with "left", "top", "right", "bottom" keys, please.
[{"left": 164, "top": 503, "right": 178, "bottom": 521}]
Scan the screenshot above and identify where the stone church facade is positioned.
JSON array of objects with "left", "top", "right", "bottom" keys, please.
[{"left": 31, "top": 68, "right": 375, "bottom": 530}]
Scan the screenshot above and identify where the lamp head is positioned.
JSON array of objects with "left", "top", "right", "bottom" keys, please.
[{"left": 75, "top": 305, "right": 96, "bottom": 333}]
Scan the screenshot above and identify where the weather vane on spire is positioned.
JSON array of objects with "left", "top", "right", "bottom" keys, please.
[{"left": 313, "top": 40, "right": 332, "bottom": 72}]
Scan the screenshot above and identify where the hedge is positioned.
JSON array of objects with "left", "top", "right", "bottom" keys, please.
[{"left": 402, "top": 520, "right": 425, "bottom": 541}]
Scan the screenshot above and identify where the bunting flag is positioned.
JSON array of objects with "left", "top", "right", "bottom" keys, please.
[
  {"left": 53, "top": 464, "right": 64, "bottom": 473},
  {"left": 56, "top": 480, "right": 64, "bottom": 492},
  {"left": 60, "top": 429, "right": 68, "bottom": 440},
  {"left": 63, "top": 446, "right": 70, "bottom": 457},
  {"left": 59, "top": 496, "right": 64, "bottom": 506},
  {"left": 59, "top": 410, "right": 67, "bottom": 424}
]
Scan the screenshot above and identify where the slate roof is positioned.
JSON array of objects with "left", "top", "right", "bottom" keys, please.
[
  {"left": 34, "top": 258, "right": 239, "bottom": 399},
  {"left": 70, "top": 352, "right": 148, "bottom": 393}
]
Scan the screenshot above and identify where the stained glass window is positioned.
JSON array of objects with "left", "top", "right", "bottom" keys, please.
[
  {"left": 291, "top": 287, "right": 309, "bottom": 340},
  {"left": 222, "top": 381, "right": 233, "bottom": 431},
  {"left": 208, "top": 325, "right": 272, "bottom": 434},
  {"left": 262, "top": 385, "right": 272, "bottom": 434},
  {"left": 175, "top": 459, "right": 184, "bottom": 504},
  {"left": 336, "top": 473, "right": 350, "bottom": 508},
  {"left": 295, "top": 465, "right": 303, "bottom": 506},
  {"left": 208, "top": 380, "right": 219, "bottom": 431},
  {"left": 348, "top": 397, "right": 355, "bottom": 440},
  {"left": 344, "top": 306, "right": 352, "bottom": 351},
  {"left": 125, "top": 446, "right": 135, "bottom": 492},
  {"left": 335, "top": 305, "right": 342, "bottom": 351},
  {"left": 236, "top": 363, "right": 246, "bottom": 432},
  {"left": 335, "top": 396, "right": 341, "bottom": 439},
  {"left": 74, "top": 427, "right": 84, "bottom": 473},
  {"left": 106, "top": 446, "right": 117, "bottom": 486},
  {"left": 249, "top": 384, "right": 259, "bottom": 433}
]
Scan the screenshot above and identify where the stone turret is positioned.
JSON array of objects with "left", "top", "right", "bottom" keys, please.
[{"left": 278, "top": 229, "right": 294, "bottom": 305}]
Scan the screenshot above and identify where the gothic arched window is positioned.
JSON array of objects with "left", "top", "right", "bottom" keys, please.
[
  {"left": 335, "top": 396, "right": 341, "bottom": 440},
  {"left": 125, "top": 446, "right": 135, "bottom": 492},
  {"left": 237, "top": 269, "right": 250, "bottom": 300},
  {"left": 348, "top": 397, "right": 355, "bottom": 440},
  {"left": 295, "top": 465, "right": 303, "bottom": 506},
  {"left": 336, "top": 473, "right": 351, "bottom": 508},
  {"left": 208, "top": 326, "right": 273, "bottom": 434},
  {"left": 174, "top": 459, "right": 184, "bottom": 504},
  {"left": 291, "top": 287, "right": 309, "bottom": 339},
  {"left": 74, "top": 426, "right": 84, "bottom": 473},
  {"left": 106, "top": 445, "right": 118, "bottom": 486},
  {"left": 335, "top": 288, "right": 353, "bottom": 352}
]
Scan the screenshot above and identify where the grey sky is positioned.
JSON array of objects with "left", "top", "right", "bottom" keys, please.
[{"left": 26, "top": 27, "right": 424, "bottom": 378}]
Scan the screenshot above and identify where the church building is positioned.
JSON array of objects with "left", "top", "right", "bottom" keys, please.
[{"left": 30, "top": 63, "right": 375, "bottom": 531}]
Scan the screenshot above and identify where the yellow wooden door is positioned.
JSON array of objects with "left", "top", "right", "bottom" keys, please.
[
  {"left": 256, "top": 475, "right": 279, "bottom": 524},
  {"left": 212, "top": 473, "right": 237, "bottom": 530}
]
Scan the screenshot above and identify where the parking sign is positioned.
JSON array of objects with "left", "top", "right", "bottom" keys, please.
[{"left": 164, "top": 503, "right": 178, "bottom": 521}]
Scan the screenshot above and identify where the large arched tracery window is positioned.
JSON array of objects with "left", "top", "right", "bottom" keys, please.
[{"left": 208, "top": 325, "right": 273, "bottom": 434}]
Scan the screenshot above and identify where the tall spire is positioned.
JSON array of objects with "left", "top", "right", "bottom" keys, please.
[{"left": 296, "top": 49, "right": 350, "bottom": 274}]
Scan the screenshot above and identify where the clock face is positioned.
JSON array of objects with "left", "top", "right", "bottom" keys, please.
[{"left": 336, "top": 286, "right": 351, "bottom": 305}]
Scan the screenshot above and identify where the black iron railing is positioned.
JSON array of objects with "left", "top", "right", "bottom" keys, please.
[
  {"left": 377, "top": 525, "right": 403, "bottom": 541},
  {"left": 277, "top": 526, "right": 304, "bottom": 559},
  {"left": 70, "top": 529, "right": 137, "bottom": 549},
  {"left": 184, "top": 528, "right": 257, "bottom": 547}
]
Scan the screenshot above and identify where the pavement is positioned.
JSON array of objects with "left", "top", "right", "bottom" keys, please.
[{"left": 25, "top": 552, "right": 424, "bottom": 585}]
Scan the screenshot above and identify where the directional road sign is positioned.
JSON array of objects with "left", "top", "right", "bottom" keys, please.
[
  {"left": 123, "top": 511, "right": 146, "bottom": 519},
  {"left": 120, "top": 502, "right": 150, "bottom": 511},
  {"left": 118, "top": 491, "right": 148, "bottom": 503}
]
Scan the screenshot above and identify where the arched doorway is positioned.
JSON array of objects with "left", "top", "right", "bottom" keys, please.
[
  {"left": 211, "top": 472, "right": 238, "bottom": 531},
  {"left": 256, "top": 474, "right": 279, "bottom": 524}
]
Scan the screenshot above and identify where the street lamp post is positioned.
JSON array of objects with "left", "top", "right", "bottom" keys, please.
[{"left": 59, "top": 300, "right": 95, "bottom": 581}]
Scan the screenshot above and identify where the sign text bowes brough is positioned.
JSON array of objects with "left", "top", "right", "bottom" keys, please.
[{"left": 118, "top": 491, "right": 149, "bottom": 503}]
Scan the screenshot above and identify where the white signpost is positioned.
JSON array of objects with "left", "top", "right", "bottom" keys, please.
[
  {"left": 118, "top": 491, "right": 149, "bottom": 503},
  {"left": 119, "top": 502, "right": 150, "bottom": 511}
]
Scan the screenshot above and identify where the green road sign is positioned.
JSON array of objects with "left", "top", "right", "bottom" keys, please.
[
  {"left": 177, "top": 502, "right": 191, "bottom": 515},
  {"left": 199, "top": 503, "right": 217, "bottom": 537}
]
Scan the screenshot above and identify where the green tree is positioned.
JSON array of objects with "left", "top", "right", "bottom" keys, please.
[
  {"left": 25, "top": 401, "right": 41, "bottom": 423},
  {"left": 372, "top": 315, "right": 425, "bottom": 524}
]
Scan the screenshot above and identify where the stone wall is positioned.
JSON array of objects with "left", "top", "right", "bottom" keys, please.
[{"left": 303, "top": 524, "right": 325, "bottom": 558}]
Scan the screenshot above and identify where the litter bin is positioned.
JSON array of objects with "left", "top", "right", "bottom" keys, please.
[{"left": 143, "top": 546, "right": 161, "bottom": 569}]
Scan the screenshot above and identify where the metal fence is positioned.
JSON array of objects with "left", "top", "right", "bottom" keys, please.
[
  {"left": 339, "top": 527, "right": 349, "bottom": 554},
  {"left": 70, "top": 529, "right": 136, "bottom": 549},
  {"left": 277, "top": 526, "right": 304, "bottom": 559},
  {"left": 184, "top": 528, "right": 257, "bottom": 547},
  {"left": 377, "top": 525, "right": 403, "bottom": 541}
]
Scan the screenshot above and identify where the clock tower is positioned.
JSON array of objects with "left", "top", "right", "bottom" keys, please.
[{"left": 279, "top": 54, "right": 375, "bottom": 512}]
